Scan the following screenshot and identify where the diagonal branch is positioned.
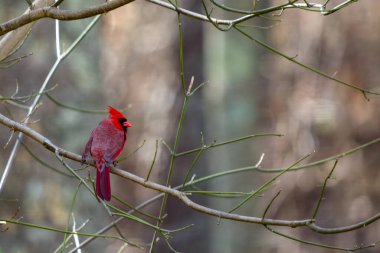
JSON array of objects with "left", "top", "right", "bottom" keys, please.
[
  {"left": 308, "top": 214, "right": 380, "bottom": 234},
  {"left": 1, "top": 112, "right": 380, "bottom": 234},
  {"left": 0, "top": 113, "right": 79, "bottom": 162},
  {"left": 0, "top": 0, "right": 54, "bottom": 61},
  {"left": 0, "top": 0, "right": 135, "bottom": 36},
  {"left": 0, "top": 14, "right": 100, "bottom": 194},
  {"left": 0, "top": 0, "right": 360, "bottom": 36}
]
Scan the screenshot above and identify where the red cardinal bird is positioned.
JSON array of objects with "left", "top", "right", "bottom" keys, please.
[{"left": 82, "top": 106, "right": 132, "bottom": 201}]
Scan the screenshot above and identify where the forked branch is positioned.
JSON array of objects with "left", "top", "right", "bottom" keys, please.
[{"left": 1, "top": 112, "right": 380, "bottom": 235}]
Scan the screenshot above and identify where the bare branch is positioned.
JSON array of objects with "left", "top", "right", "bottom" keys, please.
[
  {"left": 0, "top": 113, "right": 79, "bottom": 162},
  {"left": 0, "top": 0, "right": 54, "bottom": 61},
  {"left": 0, "top": 15, "right": 100, "bottom": 194},
  {"left": 308, "top": 214, "right": 380, "bottom": 234},
  {"left": 0, "top": 0, "right": 359, "bottom": 37},
  {"left": 312, "top": 160, "right": 338, "bottom": 219},
  {"left": 0, "top": 0, "right": 135, "bottom": 36},
  {"left": 0, "top": 113, "right": 309, "bottom": 228},
  {"left": 1, "top": 113, "right": 380, "bottom": 235}
]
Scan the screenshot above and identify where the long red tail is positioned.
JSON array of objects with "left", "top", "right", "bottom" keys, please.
[{"left": 96, "top": 160, "right": 111, "bottom": 201}]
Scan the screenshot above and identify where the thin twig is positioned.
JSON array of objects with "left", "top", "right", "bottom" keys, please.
[
  {"left": 61, "top": 182, "right": 82, "bottom": 253},
  {"left": 312, "top": 160, "right": 338, "bottom": 219},
  {"left": 0, "top": 0, "right": 358, "bottom": 36},
  {"left": 53, "top": 218, "right": 90, "bottom": 253},
  {"left": 264, "top": 225, "right": 373, "bottom": 251},
  {"left": 0, "top": 14, "right": 101, "bottom": 194},
  {"left": 0, "top": 84, "right": 58, "bottom": 103},
  {"left": 117, "top": 140, "right": 146, "bottom": 162},
  {"left": 176, "top": 133, "right": 282, "bottom": 157},
  {"left": 2, "top": 218, "right": 140, "bottom": 246},
  {"left": 146, "top": 140, "right": 159, "bottom": 181},
  {"left": 1, "top": 113, "right": 380, "bottom": 234},
  {"left": 149, "top": 10, "right": 190, "bottom": 246},
  {"left": 0, "top": 0, "right": 134, "bottom": 36},
  {"left": 182, "top": 148, "right": 204, "bottom": 188},
  {"left": 46, "top": 93, "right": 124, "bottom": 114},
  {"left": 257, "top": 137, "right": 380, "bottom": 173},
  {"left": 262, "top": 190, "right": 282, "bottom": 220},
  {"left": 71, "top": 214, "right": 82, "bottom": 253},
  {"left": 233, "top": 25, "right": 380, "bottom": 98},
  {"left": 67, "top": 155, "right": 264, "bottom": 252},
  {"left": 112, "top": 195, "right": 161, "bottom": 221},
  {"left": 228, "top": 152, "right": 312, "bottom": 213}
]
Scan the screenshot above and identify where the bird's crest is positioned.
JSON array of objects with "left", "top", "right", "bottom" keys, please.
[{"left": 108, "top": 106, "right": 126, "bottom": 119}]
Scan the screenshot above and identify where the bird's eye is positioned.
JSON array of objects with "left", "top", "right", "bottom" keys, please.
[{"left": 117, "top": 118, "right": 128, "bottom": 129}]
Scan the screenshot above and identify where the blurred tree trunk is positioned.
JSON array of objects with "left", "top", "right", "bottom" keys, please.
[
  {"left": 203, "top": 8, "right": 263, "bottom": 253},
  {"left": 100, "top": 1, "right": 208, "bottom": 251},
  {"left": 259, "top": 1, "right": 380, "bottom": 252},
  {"left": 100, "top": 2, "right": 179, "bottom": 251}
]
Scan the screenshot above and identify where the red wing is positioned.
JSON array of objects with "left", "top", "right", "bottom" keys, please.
[
  {"left": 90, "top": 119, "right": 126, "bottom": 163},
  {"left": 81, "top": 129, "right": 94, "bottom": 164}
]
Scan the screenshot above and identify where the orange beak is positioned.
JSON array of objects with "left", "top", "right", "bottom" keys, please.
[{"left": 123, "top": 121, "right": 133, "bottom": 128}]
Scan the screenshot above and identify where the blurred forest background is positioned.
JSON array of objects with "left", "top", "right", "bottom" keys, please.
[{"left": 1, "top": 0, "right": 380, "bottom": 252}]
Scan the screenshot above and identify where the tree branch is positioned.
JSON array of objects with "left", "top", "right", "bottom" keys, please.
[
  {"left": 0, "top": 0, "right": 54, "bottom": 61},
  {"left": 308, "top": 214, "right": 380, "bottom": 234},
  {"left": 0, "top": 0, "right": 135, "bottom": 36},
  {"left": 0, "top": 0, "right": 359, "bottom": 37},
  {"left": 1, "top": 112, "right": 379, "bottom": 234},
  {"left": 0, "top": 113, "right": 79, "bottom": 162}
]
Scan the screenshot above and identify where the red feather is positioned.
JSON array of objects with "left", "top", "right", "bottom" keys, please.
[
  {"left": 82, "top": 106, "right": 132, "bottom": 201},
  {"left": 108, "top": 106, "right": 126, "bottom": 119}
]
